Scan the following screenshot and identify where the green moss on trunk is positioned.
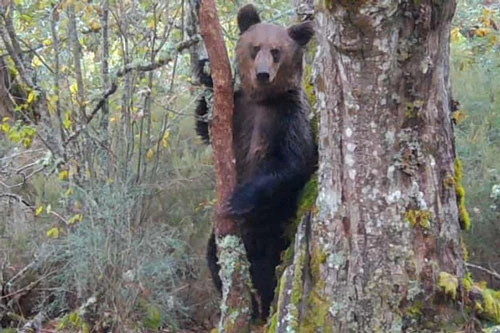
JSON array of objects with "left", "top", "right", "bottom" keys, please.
[{"left": 454, "top": 158, "right": 471, "bottom": 230}]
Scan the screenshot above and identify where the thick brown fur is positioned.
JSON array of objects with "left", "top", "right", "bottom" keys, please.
[{"left": 196, "top": 4, "right": 316, "bottom": 320}]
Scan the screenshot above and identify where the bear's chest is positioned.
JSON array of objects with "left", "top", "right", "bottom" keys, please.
[{"left": 233, "top": 100, "right": 279, "bottom": 178}]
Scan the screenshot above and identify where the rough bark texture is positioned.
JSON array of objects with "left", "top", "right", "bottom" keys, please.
[
  {"left": 198, "top": 0, "right": 253, "bottom": 331},
  {"left": 275, "top": 1, "right": 467, "bottom": 332},
  {"left": 0, "top": 57, "right": 14, "bottom": 119},
  {"left": 186, "top": 0, "right": 207, "bottom": 84}
]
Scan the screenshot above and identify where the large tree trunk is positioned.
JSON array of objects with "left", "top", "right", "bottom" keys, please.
[{"left": 274, "top": 1, "right": 468, "bottom": 331}]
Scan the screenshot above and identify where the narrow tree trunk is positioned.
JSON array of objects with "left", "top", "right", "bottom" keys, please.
[
  {"left": 186, "top": 0, "right": 207, "bottom": 85},
  {"left": 199, "top": 1, "right": 253, "bottom": 331},
  {"left": 0, "top": 57, "right": 14, "bottom": 119},
  {"left": 99, "top": 0, "right": 110, "bottom": 148},
  {"left": 275, "top": 1, "right": 468, "bottom": 331}
]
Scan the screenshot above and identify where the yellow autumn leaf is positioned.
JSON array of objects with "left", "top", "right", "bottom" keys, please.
[
  {"left": 35, "top": 205, "right": 44, "bottom": 216},
  {"left": 147, "top": 17, "right": 156, "bottom": 29},
  {"left": 475, "top": 28, "right": 489, "bottom": 37},
  {"left": 59, "top": 170, "right": 69, "bottom": 181},
  {"left": 31, "top": 56, "right": 43, "bottom": 68},
  {"left": 65, "top": 188, "right": 73, "bottom": 196},
  {"left": 146, "top": 148, "right": 154, "bottom": 160},
  {"left": 46, "top": 204, "right": 52, "bottom": 214},
  {"left": 68, "top": 214, "right": 83, "bottom": 225},
  {"left": 162, "top": 131, "right": 170, "bottom": 148},
  {"left": 74, "top": 1, "right": 84, "bottom": 12},
  {"left": 69, "top": 82, "right": 78, "bottom": 95},
  {"left": 63, "top": 118, "right": 72, "bottom": 130},
  {"left": 47, "top": 95, "right": 58, "bottom": 114},
  {"left": 43, "top": 38, "right": 52, "bottom": 47},
  {"left": 46, "top": 227, "right": 59, "bottom": 238},
  {"left": 22, "top": 137, "right": 32, "bottom": 148},
  {"left": 483, "top": 8, "right": 494, "bottom": 18},
  {"left": 452, "top": 110, "right": 467, "bottom": 124},
  {"left": 89, "top": 19, "right": 101, "bottom": 31},
  {"left": 1, "top": 122, "right": 9, "bottom": 133},
  {"left": 63, "top": 111, "right": 72, "bottom": 130},
  {"left": 488, "top": 34, "right": 498, "bottom": 46},
  {"left": 450, "top": 27, "right": 465, "bottom": 44},
  {"left": 27, "top": 91, "right": 36, "bottom": 104},
  {"left": 110, "top": 116, "right": 117, "bottom": 123}
]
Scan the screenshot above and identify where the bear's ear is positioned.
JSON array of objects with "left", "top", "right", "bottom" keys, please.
[
  {"left": 237, "top": 4, "right": 261, "bottom": 34},
  {"left": 288, "top": 21, "right": 315, "bottom": 46}
]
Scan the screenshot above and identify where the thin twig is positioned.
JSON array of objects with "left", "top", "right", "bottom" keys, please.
[
  {"left": 5, "top": 261, "right": 37, "bottom": 287},
  {"left": 63, "top": 35, "right": 200, "bottom": 147},
  {"left": 0, "top": 193, "right": 68, "bottom": 224},
  {"left": 466, "top": 262, "right": 500, "bottom": 281},
  {"left": 0, "top": 193, "right": 33, "bottom": 207}
]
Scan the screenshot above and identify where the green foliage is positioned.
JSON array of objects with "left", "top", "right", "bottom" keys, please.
[
  {"left": 1, "top": 0, "right": 221, "bottom": 329},
  {"left": 36, "top": 179, "right": 199, "bottom": 329},
  {"left": 141, "top": 301, "right": 162, "bottom": 330},
  {"left": 0, "top": 118, "right": 36, "bottom": 148},
  {"left": 451, "top": 0, "right": 500, "bottom": 287},
  {"left": 454, "top": 158, "right": 471, "bottom": 231},
  {"left": 482, "top": 288, "right": 500, "bottom": 323},
  {"left": 57, "top": 311, "right": 89, "bottom": 332}
]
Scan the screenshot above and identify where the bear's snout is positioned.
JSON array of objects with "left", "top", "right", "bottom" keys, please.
[
  {"left": 256, "top": 71, "right": 270, "bottom": 83},
  {"left": 254, "top": 51, "right": 276, "bottom": 84}
]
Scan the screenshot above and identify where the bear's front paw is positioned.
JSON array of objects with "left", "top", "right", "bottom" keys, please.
[{"left": 227, "top": 186, "right": 258, "bottom": 218}]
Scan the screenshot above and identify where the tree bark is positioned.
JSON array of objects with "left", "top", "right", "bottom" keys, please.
[
  {"left": 198, "top": 0, "right": 253, "bottom": 331},
  {"left": 274, "top": 1, "right": 468, "bottom": 331},
  {"left": 186, "top": 0, "right": 207, "bottom": 85}
]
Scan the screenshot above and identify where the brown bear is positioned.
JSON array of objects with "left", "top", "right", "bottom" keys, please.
[{"left": 195, "top": 4, "right": 316, "bottom": 320}]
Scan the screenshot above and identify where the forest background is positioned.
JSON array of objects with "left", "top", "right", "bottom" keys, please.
[{"left": 0, "top": 0, "right": 499, "bottom": 331}]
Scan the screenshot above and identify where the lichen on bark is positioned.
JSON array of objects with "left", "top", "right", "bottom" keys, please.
[{"left": 216, "top": 235, "right": 253, "bottom": 332}]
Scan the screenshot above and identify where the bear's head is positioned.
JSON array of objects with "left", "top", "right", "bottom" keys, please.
[{"left": 236, "top": 4, "right": 314, "bottom": 100}]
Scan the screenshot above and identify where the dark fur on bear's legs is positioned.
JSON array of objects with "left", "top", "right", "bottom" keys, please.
[
  {"left": 207, "top": 225, "right": 290, "bottom": 319},
  {"left": 206, "top": 233, "right": 221, "bottom": 292},
  {"left": 199, "top": 4, "right": 316, "bottom": 320}
]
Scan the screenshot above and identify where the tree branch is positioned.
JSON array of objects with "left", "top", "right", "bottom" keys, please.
[
  {"left": 466, "top": 262, "right": 500, "bottom": 281},
  {"left": 63, "top": 36, "right": 200, "bottom": 147},
  {"left": 0, "top": 5, "right": 36, "bottom": 89},
  {"left": 0, "top": 193, "right": 33, "bottom": 207}
]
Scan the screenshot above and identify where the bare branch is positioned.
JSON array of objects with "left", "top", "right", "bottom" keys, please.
[
  {"left": 466, "top": 262, "right": 500, "bottom": 281},
  {"left": 0, "top": 193, "right": 33, "bottom": 207},
  {"left": 63, "top": 36, "right": 199, "bottom": 147},
  {"left": 20, "top": 311, "right": 47, "bottom": 333}
]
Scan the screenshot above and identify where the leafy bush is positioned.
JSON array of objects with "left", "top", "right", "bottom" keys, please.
[{"left": 37, "top": 179, "right": 196, "bottom": 330}]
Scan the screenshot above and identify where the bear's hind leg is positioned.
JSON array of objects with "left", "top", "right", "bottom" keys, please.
[
  {"left": 206, "top": 233, "right": 222, "bottom": 292},
  {"left": 247, "top": 231, "right": 287, "bottom": 320}
]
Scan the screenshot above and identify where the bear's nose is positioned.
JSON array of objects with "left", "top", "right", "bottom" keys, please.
[{"left": 256, "top": 72, "right": 270, "bottom": 83}]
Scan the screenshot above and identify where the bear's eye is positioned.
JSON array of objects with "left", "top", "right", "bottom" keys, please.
[
  {"left": 271, "top": 48, "right": 281, "bottom": 63},
  {"left": 251, "top": 46, "right": 260, "bottom": 59}
]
